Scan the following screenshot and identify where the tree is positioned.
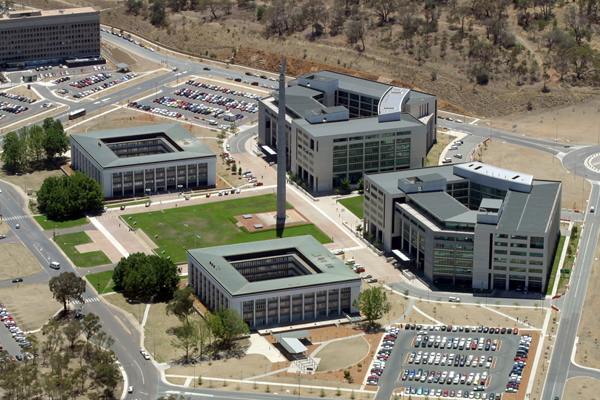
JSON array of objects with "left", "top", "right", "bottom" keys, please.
[
  {"left": 344, "top": 17, "right": 366, "bottom": 51},
  {"left": 1, "top": 130, "right": 27, "bottom": 173},
  {"left": 125, "top": 0, "right": 144, "bottom": 14},
  {"left": 41, "top": 118, "right": 68, "bottom": 163},
  {"left": 82, "top": 313, "right": 102, "bottom": 341},
  {"left": 49, "top": 272, "right": 86, "bottom": 314},
  {"left": 206, "top": 309, "right": 249, "bottom": 348},
  {"left": 367, "top": 0, "right": 398, "bottom": 25},
  {"left": 27, "top": 125, "right": 45, "bottom": 165},
  {"left": 172, "top": 320, "right": 198, "bottom": 363},
  {"left": 340, "top": 177, "right": 351, "bottom": 194},
  {"left": 201, "top": 0, "right": 233, "bottom": 20},
  {"left": 112, "top": 253, "right": 179, "bottom": 302},
  {"left": 353, "top": 287, "right": 391, "bottom": 327},
  {"left": 150, "top": 0, "right": 168, "bottom": 26},
  {"left": 304, "top": 0, "right": 327, "bottom": 37},
  {"left": 63, "top": 320, "right": 82, "bottom": 350},
  {"left": 564, "top": 4, "right": 591, "bottom": 45},
  {"left": 37, "top": 172, "right": 104, "bottom": 221},
  {"left": 166, "top": 287, "right": 195, "bottom": 323}
]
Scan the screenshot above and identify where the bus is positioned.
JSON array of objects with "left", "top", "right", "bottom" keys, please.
[{"left": 68, "top": 108, "right": 86, "bottom": 120}]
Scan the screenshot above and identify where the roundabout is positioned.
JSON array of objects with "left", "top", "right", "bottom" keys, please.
[{"left": 561, "top": 145, "right": 600, "bottom": 181}]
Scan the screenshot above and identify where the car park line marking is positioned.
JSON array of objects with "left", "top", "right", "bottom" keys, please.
[
  {"left": 188, "top": 75, "right": 271, "bottom": 95},
  {"left": 0, "top": 103, "right": 67, "bottom": 133}
]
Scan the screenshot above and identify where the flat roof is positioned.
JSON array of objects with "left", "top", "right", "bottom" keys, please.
[
  {"left": 366, "top": 165, "right": 460, "bottom": 195},
  {"left": 368, "top": 162, "right": 560, "bottom": 232},
  {"left": 407, "top": 191, "right": 475, "bottom": 224},
  {"left": 279, "top": 337, "right": 307, "bottom": 354},
  {"left": 304, "top": 70, "right": 392, "bottom": 99},
  {"left": 273, "top": 85, "right": 326, "bottom": 119},
  {"left": 294, "top": 114, "right": 423, "bottom": 138},
  {"left": 70, "top": 124, "right": 214, "bottom": 169},
  {"left": 274, "top": 330, "right": 310, "bottom": 341},
  {"left": 187, "top": 236, "right": 360, "bottom": 296},
  {"left": 2, "top": 7, "right": 97, "bottom": 19},
  {"left": 497, "top": 180, "right": 561, "bottom": 233}
]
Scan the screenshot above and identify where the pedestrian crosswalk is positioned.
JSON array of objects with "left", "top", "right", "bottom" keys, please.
[
  {"left": 1, "top": 215, "right": 28, "bottom": 222},
  {"left": 71, "top": 297, "right": 100, "bottom": 305}
]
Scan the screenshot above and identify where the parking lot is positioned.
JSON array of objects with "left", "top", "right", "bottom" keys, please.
[
  {"left": 128, "top": 78, "right": 260, "bottom": 129},
  {"left": 0, "top": 90, "right": 50, "bottom": 128},
  {"left": 368, "top": 324, "right": 535, "bottom": 400},
  {"left": 52, "top": 68, "right": 137, "bottom": 99}
]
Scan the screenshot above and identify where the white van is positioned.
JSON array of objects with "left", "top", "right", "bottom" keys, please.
[{"left": 49, "top": 261, "right": 60, "bottom": 270}]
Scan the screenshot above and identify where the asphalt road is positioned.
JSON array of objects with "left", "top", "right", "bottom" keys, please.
[{"left": 542, "top": 183, "right": 600, "bottom": 400}]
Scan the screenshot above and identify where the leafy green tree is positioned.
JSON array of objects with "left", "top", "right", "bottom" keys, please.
[
  {"left": 63, "top": 319, "right": 82, "bottom": 350},
  {"left": 150, "top": 0, "right": 168, "bottom": 26},
  {"left": 340, "top": 177, "right": 351, "bottom": 194},
  {"left": 1, "top": 130, "right": 27, "bottom": 173},
  {"left": 171, "top": 319, "right": 198, "bottom": 363},
  {"left": 353, "top": 286, "right": 391, "bottom": 327},
  {"left": 166, "top": 287, "right": 196, "bottom": 323},
  {"left": 49, "top": 272, "right": 86, "bottom": 314},
  {"left": 206, "top": 308, "right": 249, "bottom": 348},
  {"left": 41, "top": 118, "right": 68, "bottom": 163},
  {"left": 37, "top": 172, "right": 103, "bottom": 220},
  {"left": 126, "top": 0, "right": 144, "bottom": 14},
  {"left": 27, "top": 125, "right": 46, "bottom": 165},
  {"left": 113, "top": 253, "right": 179, "bottom": 302},
  {"left": 82, "top": 313, "right": 102, "bottom": 341}
]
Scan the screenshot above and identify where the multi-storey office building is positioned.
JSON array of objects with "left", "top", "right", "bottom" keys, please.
[
  {"left": 0, "top": 8, "right": 100, "bottom": 68},
  {"left": 363, "top": 162, "right": 561, "bottom": 293},
  {"left": 258, "top": 70, "right": 437, "bottom": 193},
  {"left": 70, "top": 124, "right": 216, "bottom": 198},
  {"left": 188, "top": 236, "right": 361, "bottom": 328}
]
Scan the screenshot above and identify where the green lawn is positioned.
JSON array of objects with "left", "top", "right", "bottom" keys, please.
[
  {"left": 54, "top": 232, "right": 112, "bottom": 268},
  {"left": 123, "top": 194, "right": 331, "bottom": 263},
  {"left": 86, "top": 270, "right": 115, "bottom": 294},
  {"left": 546, "top": 235, "right": 565, "bottom": 295},
  {"left": 34, "top": 215, "right": 89, "bottom": 230},
  {"left": 338, "top": 195, "right": 364, "bottom": 219}
]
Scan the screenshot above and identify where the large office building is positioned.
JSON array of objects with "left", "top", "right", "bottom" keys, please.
[
  {"left": 70, "top": 124, "right": 216, "bottom": 198},
  {"left": 0, "top": 7, "right": 100, "bottom": 68},
  {"left": 363, "top": 162, "right": 561, "bottom": 293},
  {"left": 258, "top": 70, "right": 437, "bottom": 194},
  {"left": 188, "top": 236, "right": 361, "bottom": 328}
]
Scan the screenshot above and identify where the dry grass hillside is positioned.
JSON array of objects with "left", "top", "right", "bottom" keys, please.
[{"left": 19, "top": 0, "right": 600, "bottom": 118}]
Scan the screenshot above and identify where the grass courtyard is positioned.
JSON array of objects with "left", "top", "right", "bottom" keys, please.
[
  {"left": 34, "top": 215, "right": 89, "bottom": 231},
  {"left": 123, "top": 194, "right": 331, "bottom": 263},
  {"left": 54, "top": 232, "right": 111, "bottom": 268},
  {"left": 338, "top": 195, "right": 364, "bottom": 219},
  {"left": 86, "top": 270, "right": 115, "bottom": 294}
]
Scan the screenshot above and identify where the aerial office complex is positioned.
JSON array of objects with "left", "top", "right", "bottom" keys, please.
[
  {"left": 0, "top": 7, "right": 100, "bottom": 68},
  {"left": 363, "top": 162, "right": 561, "bottom": 293},
  {"left": 258, "top": 70, "right": 437, "bottom": 194},
  {"left": 70, "top": 124, "right": 216, "bottom": 198},
  {"left": 188, "top": 236, "right": 361, "bottom": 328}
]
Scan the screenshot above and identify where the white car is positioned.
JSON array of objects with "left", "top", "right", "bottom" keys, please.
[{"left": 127, "top": 386, "right": 134, "bottom": 393}]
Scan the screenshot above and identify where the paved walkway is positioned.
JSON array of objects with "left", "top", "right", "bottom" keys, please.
[{"left": 246, "top": 334, "right": 286, "bottom": 363}]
